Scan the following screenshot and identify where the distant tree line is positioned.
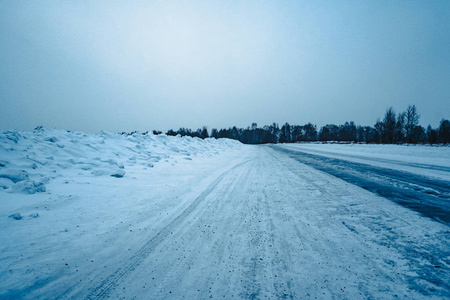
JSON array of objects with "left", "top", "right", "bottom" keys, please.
[
  {"left": 165, "top": 127, "right": 210, "bottom": 139},
  {"left": 154, "top": 105, "right": 449, "bottom": 144}
]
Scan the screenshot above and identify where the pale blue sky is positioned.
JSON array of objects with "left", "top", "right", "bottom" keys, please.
[{"left": 1, "top": 1, "right": 449, "bottom": 132}]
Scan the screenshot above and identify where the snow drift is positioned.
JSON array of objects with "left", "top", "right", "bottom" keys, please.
[{"left": 0, "top": 127, "right": 241, "bottom": 194}]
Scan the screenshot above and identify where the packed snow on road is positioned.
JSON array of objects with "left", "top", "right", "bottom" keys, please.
[{"left": 0, "top": 128, "right": 449, "bottom": 299}]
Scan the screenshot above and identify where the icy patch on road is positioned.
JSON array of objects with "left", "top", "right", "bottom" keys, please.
[
  {"left": 281, "top": 143, "right": 450, "bottom": 166},
  {"left": 0, "top": 127, "right": 241, "bottom": 194},
  {"left": 280, "top": 143, "right": 450, "bottom": 181}
]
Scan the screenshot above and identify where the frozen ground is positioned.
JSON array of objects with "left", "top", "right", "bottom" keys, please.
[{"left": 0, "top": 131, "right": 449, "bottom": 299}]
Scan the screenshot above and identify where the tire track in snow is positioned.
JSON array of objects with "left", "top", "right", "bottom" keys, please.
[
  {"left": 262, "top": 189, "right": 295, "bottom": 299},
  {"left": 146, "top": 161, "right": 251, "bottom": 299},
  {"left": 271, "top": 145, "right": 450, "bottom": 224},
  {"left": 282, "top": 146, "right": 450, "bottom": 173},
  {"left": 110, "top": 158, "right": 256, "bottom": 299},
  {"left": 238, "top": 190, "right": 264, "bottom": 299},
  {"left": 237, "top": 152, "right": 297, "bottom": 299},
  {"left": 85, "top": 146, "right": 448, "bottom": 299},
  {"left": 266, "top": 146, "right": 450, "bottom": 297},
  {"left": 85, "top": 159, "right": 252, "bottom": 299}
]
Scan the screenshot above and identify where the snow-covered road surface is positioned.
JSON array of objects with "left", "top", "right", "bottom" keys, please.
[
  {"left": 278, "top": 143, "right": 450, "bottom": 181},
  {"left": 1, "top": 141, "right": 449, "bottom": 299},
  {"left": 274, "top": 145, "right": 450, "bottom": 224},
  {"left": 86, "top": 147, "right": 450, "bottom": 299}
]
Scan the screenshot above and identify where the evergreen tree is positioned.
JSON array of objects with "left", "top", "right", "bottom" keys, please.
[
  {"left": 211, "top": 128, "right": 219, "bottom": 139},
  {"left": 166, "top": 129, "right": 177, "bottom": 136},
  {"left": 200, "top": 127, "right": 209, "bottom": 139}
]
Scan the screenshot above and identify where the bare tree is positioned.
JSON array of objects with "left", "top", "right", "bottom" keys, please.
[
  {"left": 395, "top": 112, "right": 406, "bottom": 143},
  {"left": 382, "top": 107, "right": 397, "bottom": 143},
  {"left": 405, "top": 105, "right": 420, "bottom": 143}
]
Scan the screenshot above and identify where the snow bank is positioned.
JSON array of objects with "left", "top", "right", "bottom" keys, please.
[{"left": 0, "top": 127, "right": 241, "bottom": 194}]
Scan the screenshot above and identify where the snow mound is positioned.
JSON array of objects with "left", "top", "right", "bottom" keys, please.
[
  {"left": 110, "top": 169, "right": 126, "bottom": 178},
  {"left": 0, "top": 127, "right": 241, "bottom": 194},
  {"left": 12, "top": 180, "right": 46, "bottom": 194},
  {"left": 8, "top": 213, "right": 22, "bottom": 220},
  {"left": 0, "top": 170, "right": 29, "bottom": 183}
]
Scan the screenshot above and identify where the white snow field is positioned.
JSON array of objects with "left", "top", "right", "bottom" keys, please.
[{"left": 0, "top": 131, "right": 449, "bottom": 299}]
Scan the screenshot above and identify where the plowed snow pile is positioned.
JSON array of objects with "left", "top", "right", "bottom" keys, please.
[
  {"left": 0, "top": 127, "right": 241, "bottom": 194},
  {"left": 0, "top": 127, "right": 246, "bottom": 298}
]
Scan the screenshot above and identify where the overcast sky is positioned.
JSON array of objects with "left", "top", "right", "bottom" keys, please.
[{"left": 1, "top": 1, "right": 449, "bottom": 133}]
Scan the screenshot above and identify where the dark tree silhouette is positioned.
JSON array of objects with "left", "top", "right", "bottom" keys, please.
[
  {"left": 166, "top": 129, "right": 177, "bottom": 136},
  {"left": 395, "top": 112, "right": 406, "bottom": 143},
  {"left": 279, "top": 123, "right": 291, "bottom": 143},
  {"left": 427, "top": 125, "right": 438, "bottom": 144},
  {"left": 200, "top": 127, "right": 209, "bottom": 139},
  {"left": 211, "top": 128, "right": 219, "bottom": 139},
  {"left": 153, "top": 105, "right": 446, "bottom": 145},
  {"left": 438, "top": 119, "right": 450, "bottom": 143},
  {"left": 405, "top": 105, "right": 420, "bottom": 143},
  {"left": 319, "top": 124, "right": 339, "bottom": 141},
  {"left": 382, "top": 108, "right": 397, "bottom": 143},
  {"left": 303, "top": 123, "right": 318, "bottom": 141},
  {"left": 338, "top": 122, "right": 357, "bottom": 142}
]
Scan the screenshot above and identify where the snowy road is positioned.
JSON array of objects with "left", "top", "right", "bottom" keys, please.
[
  {"left": 81, "top": 147, "right": 448, "bottom": 298},
  {"left": 273, "top": 145, "right": 450, "bottom": 224},
  {"left": 2, "top": 145, "right": 449, "bottom": 299}
]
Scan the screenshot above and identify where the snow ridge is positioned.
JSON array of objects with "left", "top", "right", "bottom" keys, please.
[{"left": 0, "top": 127, "right": 241, "bottom": 194}]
